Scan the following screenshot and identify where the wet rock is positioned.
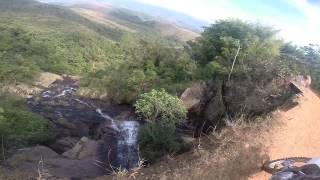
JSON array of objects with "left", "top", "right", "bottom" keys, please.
[
  {"left": 114, "top": 111, "right": 133, "bottom": 121},
  {"left": 50, "top": 137, "right": 80, "bottom": 154},
  {"left": 63, "top": 137, "right": 100, "bottom": 160},
  {"left": 97, "top": 121, "right": 119, "bottom": 138},
  {"left": 181, "top": 82, "right": 206, "bottom": 113},
  {"left": 51, "top": 118, "right": 90, "bottom": 138}
]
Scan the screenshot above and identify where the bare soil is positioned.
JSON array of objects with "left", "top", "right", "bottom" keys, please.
[{"left": 250, "top": 86, "right": 320, "bottom": 179}]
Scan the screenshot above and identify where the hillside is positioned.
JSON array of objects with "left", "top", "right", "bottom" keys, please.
[
  {"left": 69, "top": 3, "right": 199, "bottom": 41},
  {"left": 0, "top": 0, "right": 193, "bottom": 85},
  {"left": 0, "top": 0, "right": 124, "bottom": 83},
  {"left": 38, "top": 0, "right": 207, "bottom": 33},
  {"left": 1, "top": 0, "right": 320, "bottom": 179}
]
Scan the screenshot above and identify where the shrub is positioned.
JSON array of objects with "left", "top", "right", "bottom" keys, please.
[
  {"left": 138, "top": 123, "right": 181, "bottom": 161},
  {"left": 134, "top": 89, "right": 187, "bottom": 125},
  {"left": 0, "top": 108, "right": 50, "bottom": 146}
]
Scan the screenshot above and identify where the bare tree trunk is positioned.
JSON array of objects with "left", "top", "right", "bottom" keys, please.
[{"left": 228, "top": 42, "right": 241, "bottom": 82}]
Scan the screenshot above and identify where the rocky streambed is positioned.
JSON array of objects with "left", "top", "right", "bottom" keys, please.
[{"left": 6, "top": 77, "right": 140, "bottom": 179}]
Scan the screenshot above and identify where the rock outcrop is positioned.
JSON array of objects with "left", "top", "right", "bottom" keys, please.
[
  {"left": 5, "top": 145, "right": 107, "bottom": 179},
  {"left": 50, "top": 136, "right": 80, "bottom": 154},
  {"left": 180, "top": 82, "right": 206, "bottom": 113},
  {"left": 5, "top": 146, "right": 60, "bottom": 167},
  {"left": 35, "top": 72, "right": 63, "bottom": 88},
  {"left": 63, "top": 137, "right": 100, "bottom": 160}
]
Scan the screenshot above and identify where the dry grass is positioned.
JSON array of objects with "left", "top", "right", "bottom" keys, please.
[
  {"left": 131, "top": 115, "right": 277, "bottom": 180},
  {"left": 0, "top": 166, "right": 35, "bottom": 180}
]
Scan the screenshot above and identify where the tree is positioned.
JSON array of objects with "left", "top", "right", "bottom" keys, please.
[{"left": 190, "top": 19, "right": 282, "bottom": 82}]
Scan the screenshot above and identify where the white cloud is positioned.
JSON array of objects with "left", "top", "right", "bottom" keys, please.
[{"left": 136, "top": 0, "right": 247, "bottom": 22}]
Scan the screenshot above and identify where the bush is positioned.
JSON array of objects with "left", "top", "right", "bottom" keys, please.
[
  {"left": 138, "top": 123, "right": 181, "bottom": 161},
  {"left": 135, "top": 89, "right": 186, "bottom": 161},
  {"left": 0, "top": 108, "right": 50, "bottom": 146},
  {"left": 134, "top": 89, "right": 187, "bottom": 125}
]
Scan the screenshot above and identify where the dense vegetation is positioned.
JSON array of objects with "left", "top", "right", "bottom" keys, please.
[
  {"left": 81, "top": 35, "right": 195, "bottom": 103},
  {"left": 135, "top": 89, "right": 187, "bottom": 161},
  {"left": 1, "top": 0, "right": 320, "bottom": 167},
  {"left": 0, "top": 93, "right": 50, "bottom": 161},
  {"left": 0, "top": 0, "right": 124, "bottom": 85}
]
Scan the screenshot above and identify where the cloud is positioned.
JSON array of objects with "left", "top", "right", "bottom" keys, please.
[{"left": 135, "top": 0, "right": 247, "bottom": 22}]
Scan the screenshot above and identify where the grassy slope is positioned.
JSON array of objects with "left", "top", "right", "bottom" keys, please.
[
  {"left": 70, "top": 3, "right": 199, "bottom": 42},
  {"left": 0, "top": 0, "right": 127, "bottom": 81}
]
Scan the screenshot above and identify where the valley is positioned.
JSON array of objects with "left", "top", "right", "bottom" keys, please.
[{"left": 1, "top": 0, "right": 320, "bottom": 179}]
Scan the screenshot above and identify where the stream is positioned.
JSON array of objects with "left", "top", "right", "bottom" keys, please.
[{"left": 27, "top": 77, "right": 140, "bottom": 173}]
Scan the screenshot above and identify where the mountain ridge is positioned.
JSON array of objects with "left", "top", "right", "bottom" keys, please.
[{"left": 37, "top": 0, "right": 208, "bottom": 33}]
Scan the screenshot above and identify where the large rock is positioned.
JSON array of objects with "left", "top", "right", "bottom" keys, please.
[
  {"left": 5, "top": 146, "right": 60, "bottom": 167},
  {"left": 180, "top": 82, "right": 206, "bottom": 113},
  {"left": 50, "top": 137, "right": 80, "bottom": 154},
  {"left": 35, "top": 72, "right": 63, "bottom": 88},
  {"left": 63, "top": 137, "right": 100, "bottom": 160},
  {"left": 204, "top": 85, "right": 226, "bottom": 123},
  {"left": 4, "top": 145, "right": 106, "bottom": 179}
]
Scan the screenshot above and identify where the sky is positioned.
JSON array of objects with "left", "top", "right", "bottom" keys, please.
[{"left": 135, "top": 0, "right": 320, "bottom": 45}]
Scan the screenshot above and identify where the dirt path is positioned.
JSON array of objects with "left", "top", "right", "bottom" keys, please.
[{"left": 249, "top": 87, "right": 320, "bottom": 179}]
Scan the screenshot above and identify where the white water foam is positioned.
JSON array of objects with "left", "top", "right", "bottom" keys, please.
[
  {"left": 55, "top": 87, "right": 76, "bottom": 97},
  {"left": 96, "top": 108, "right": 119, "bottom": 131},
  {"left": 117, "top": 121, "right": 140, "bottom": 168},
  {"left": 96, "top": 108, "right": 140, "bottom": 168}
]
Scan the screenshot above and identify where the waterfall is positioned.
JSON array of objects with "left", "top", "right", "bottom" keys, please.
[
  {"left": 36, "top": 79, "right": 140, "bottom": 170},
  {"left": 96, "top": 109, "right": 139, "bottom": 168},
  {"left": 96, "top": 108, "right": 119, "bottom": 131},
  {"left": 116, "top": 121, "right": 140, "bottom": 168}
]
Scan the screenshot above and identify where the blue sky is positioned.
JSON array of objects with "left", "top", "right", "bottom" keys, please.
[{"left": 135, "top": 0, "right": 320, "bottom": 45}]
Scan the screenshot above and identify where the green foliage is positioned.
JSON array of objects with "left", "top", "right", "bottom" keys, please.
[
  {"left": 0, "top": 108, "right": 50, "bottom": 146},
  {"left": 0, "top": 92, "right": 27, "bottom": 110},
  {"left": 0, "top": 0, "right": 125, "bottom": 85},
  {"left": 134, "top": 89, "right": 187, "bottom": 125},
  {"left": 81, "top": 35, "right": 196, "bottom": 103},
  {"left": 138, "top": 123, "right": 181, "bottom": 161},
  {"left": 190, "top": 19, "right": 291, "bottom": 83},
  {"left": 0, "top": 92, "right": 50, "bottom": 160},
  {"left": 135, "top": 89, "right": 186, "bottom": 161}
]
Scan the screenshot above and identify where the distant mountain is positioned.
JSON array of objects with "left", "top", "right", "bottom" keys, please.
[
  {"left": 69, "top": 3, "right": 199, "bottom": 41},
  {"left": 38, "top": 0, "right": 208, "bottom": 33}
]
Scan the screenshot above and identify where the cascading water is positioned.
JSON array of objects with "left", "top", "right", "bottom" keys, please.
[
  {"left": 30, "top": 78, "right": 140, "bottom": 170},
  {"left": 96, "top": 108, "right": 119, "bottom": 131},
  {"left": 116, "top": 121, "right": 140, "bottom": 169},
  {"left": 96, "top": 109, "right": 140, "bottom": 168}
]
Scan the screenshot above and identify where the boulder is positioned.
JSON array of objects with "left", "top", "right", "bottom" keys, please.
[
  {"left": 204, "top": 86, "right": 226, "bottom": 123},
  {"left": 50, "top": 137, "right": 80, "bottom": 154},
  {"left": 63, "top": 137, "right": 100, "bottom": 160},
  {"left": 4, "top": 145, "right": 106, "bottom": 179},
  {"left": 5, "top": 146, "right": 60, "bottom": 167},
  {"left": 35, "top": 72, "right": 63, "bottom": 88},
  {"left": 180, "top": 82, "right": 206, "bottom": 113},
  {"left": 49, "top": 117, "right": 90, "bottom": 138}
]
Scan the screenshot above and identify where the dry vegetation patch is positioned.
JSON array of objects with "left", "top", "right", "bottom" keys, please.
[{"left": 128, "top": 117, "right": 276, "bottom": 180}]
